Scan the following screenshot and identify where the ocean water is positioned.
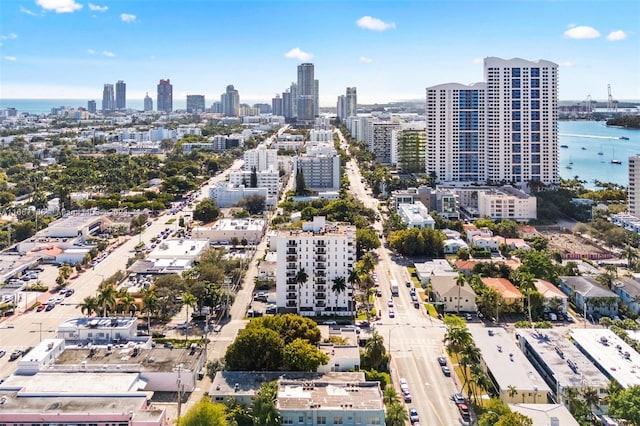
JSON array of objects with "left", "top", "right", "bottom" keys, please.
[
  {"left": 558, "top": 121, "right": 638, "bottom": 187},
  {"left": 1, "top": 99, "right": 637, "bottom": 187}
]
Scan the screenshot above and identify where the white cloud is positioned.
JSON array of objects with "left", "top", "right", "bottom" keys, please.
[
  {"left": 120, "top": 13, "right": 137, "bottom": 23},
  {"left": 20, "top": 6, "right": 38, "bottom": 16},
  {"left": 284, "top": 47, "right": 313, "bottom": 61},
  {"left": 36, "top": 0, "right": 83, "bottom": 13},
  {"left": 102, "top": 51, "right": 115, "bottom": 57},
  {"left": 559, "top": 61, "right": 574, "bottom": 67},
  {"left": 472, "top": 57, "right": 483, "bottom": 64},
  {"left": 1, "top": 33, "right": 18, "bottom": 40},
  {"left": 88, "top": 3, "right": 108, "bottom": 12},
  {"left": 4, "top": 56, "right": 17, "bottom": 61},
  {"left": 356, "top": 16, "right": 396, "bottom": 31},
  {"left": 359, "top": 56, "right": 373, "bottom": 63},
  {"left": 564, "top": 25, "right": 600, "bottom": 39},
  {"left": 87, "top": 49, "right": 96, "bottom": 55},
  {"left": 607, "top": 30, "right": 627, "bottom": 41}
]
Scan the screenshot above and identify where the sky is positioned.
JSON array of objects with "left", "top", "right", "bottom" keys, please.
[{"left": 0, "top": 0, "right": 639, "bottom": 106}]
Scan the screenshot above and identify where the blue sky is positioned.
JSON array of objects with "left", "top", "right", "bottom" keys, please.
[{"left": 0, "top": 0, "right": 638, "bottom": 106}]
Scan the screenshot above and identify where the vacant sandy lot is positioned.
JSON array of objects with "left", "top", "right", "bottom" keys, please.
[{"left": 545, "top": 232, "right": 607, "bottom": 255}]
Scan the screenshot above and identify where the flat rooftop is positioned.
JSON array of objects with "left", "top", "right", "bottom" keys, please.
[
  {"left": 509, "top": 404, "right": 579, "bottom": 426},
  {"left": 469, "top": 326, "right": 550, "bottom": 393},
  {"left": 0, "top": 372, "right": 144, "bottom": 394},
  {"left": 518, "top": 329, "right": 609, "bottom": 390},
  {"left": 570, "top": 328, "right": 640, "bottom": 388},
  {"left": 211, "top": 218, "right": 265, "bottom": 231},
  {"left": 0, "top": 392, "right": 163, "bottom": 421},
  {"left": 58, "top": 317, "right": 137, "bottom": 330},
  {"left": 277, "top": 381, "right": 384, "bottom": 411},
  {"left": 148, "top": 239, "right": 208, "bottom": 258},
  {"left": 46, "top": 214, "right": 105, "bottom": 229},
  {"left": 52, "top": 346, "right": 202, "bottom": 373}
]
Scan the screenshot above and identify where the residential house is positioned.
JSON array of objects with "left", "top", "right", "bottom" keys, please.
[
  {"left": 482, "top": 277, "right": 524, "bottom": 310},
  {"left": 430, "top": 275, "right": 477, "bottom": 313},
  {"left": 559, "top": 276, "right": 619, "bottom": 319},
  {"left": 534, "top": 279, "right": 568, "bottom": 314},
  {"left": 612, "top": 277, "right": 640, "bottom": 315}
]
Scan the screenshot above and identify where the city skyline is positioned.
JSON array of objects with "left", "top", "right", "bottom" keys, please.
[{"left": 0, "top": 0, "right": 638, "bottom": 106}]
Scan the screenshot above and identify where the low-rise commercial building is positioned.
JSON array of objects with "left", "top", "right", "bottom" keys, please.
[
  {"left": 129, "top": 239, "right": 209, "bottom": 274},
  {"left": 192, "top": 218, "right": 266, "bottom": 245},
  {"left": 397, "top": 201, "right": 435, "bottom": 229},
  {"left": 469, "top": 325, "right": 550, "bottom": 404},
  {"left": 209, "top": 183, "right": 274, "bottom": 209}
]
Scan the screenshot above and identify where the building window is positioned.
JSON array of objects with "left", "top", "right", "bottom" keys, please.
[
  {"left": 368, "top": 418, "right": 382, "bottom": 425},
  {"left": 333, "top": 417, "right": 343, "bottom": 424},
  {"left": 512, "top": 79, "right": 521, "bottom": 88},
  {"left": 283, "top": 418, "right": 293, "bottom": 425},
  {"left": 512, "top": 68, "right": 521, "bottom": 77},
  {"left": 318, "top": 416, "right": 327, "bottom": 425},
  {"left": 512, "top": 101, "right": 521, "bottom": 110},
  {"left": 531, "top": 68, "right": 540, "bottom": 77},
  {"left": 512, "top": 111, "right": 521, "bottom": 120},
  {"left": 512, "top": 90, "right": 521, "bottom": 99},
  {"left": 299, "top": 416, "right": 304, "bottom": 423}
]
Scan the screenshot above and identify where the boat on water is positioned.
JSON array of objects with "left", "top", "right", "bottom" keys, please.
[
  {"left": 620, "top": 136, "right": 630, "bottom": 140},
  {"left": 581, "top": 147, "right": 587, "bottom": 150},
  {"left": 566, "top": 165, "right": 572, "bottom": 169},
  {"left": 560, "top": 145, "right": 569, "bottom": 148},
  {"left": 611, "top": 160, "right": 622, "bottom": 165},
  {"left": 598, "top": 152, "right": 603, "bottom": 155}
]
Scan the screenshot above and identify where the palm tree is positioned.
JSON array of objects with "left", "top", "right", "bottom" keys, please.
[
  {"left": 382, "top": 385, "right": 400, "bottom": 406},
  {"left": 80, "top": 296, "right": 99, "bottom": 317},
  {"left": 582, "top": 386, "right": 599, "bottom": 413},
  {"left": 97, "top": 285, "right": 116, "bottom": 317},
  {"left": 385, "top": 402, "right": 408, "bottom": 426},
  {"left": 455, "top": 273, "right": 466, "bottom": 315},
  {"left": 622, "top": 245, "right": 638, "bottom": 270},
  {"left": 331, "top": 276, "right": 347, "bottom": 313},
  {"left": 365, "top": 331, "right": 387, "bottom": 370},
  {"left": 459, "top": 343, "right": 481, "bottom": 392},
  {"left": 507, "top": 384, "right": 518, "bottom": 401},
  {"left": 359, "top": 273, "right": 376, "bottom": 318},
  {"left": 250, "top": 381, "right": 281, "bottom": 426},
  {"left": 182, "top": 292, "right": 197, "bottom": 340},
  {"left": 443, "top": 325, "right": 472, "bottom": 362},
  {"left": 118, "top": 292, "right": 137, "bottom": 317},
  {"left": 347, "top": 269, "right": 361, "bottom": 314},
  {"left": 359, "top": 252, "right": 377, "bottom": 274},
  {"left": 142, "top": 289, "right": 158, "bottom": 332},
  {"left": 294, "top": 268, "right": 309, "bottom": 312}
]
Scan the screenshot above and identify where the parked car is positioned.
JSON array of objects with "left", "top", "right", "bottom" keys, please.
[
  {"left": 388, "top": 309, "right": 395, "bottom": 318},
  {"left": 322, "top": 320, "right": 337, "bottom": 325},
  {"left": 36, "top": 304, "right": 46, "bottom": 312},
  {"left": 437, "top": 356, "right": 447, "bottom": 366},
  {"left": 441, "top": 366, "right": 451, "bottom": 377},
  {"left": 0, "top": 349, "right": 5, "bottom": 358},
  {"left": 452, "top": 392, "right": 465, "bottom": 404},
  {"left": 9, "top": 350, "right": 23, "bottom": 361},
  {"left": 409, "top": 408, "right": 419, "bottom": 423},
  {"left": 404, "top": 391, "right": 412, "bottom": 402},
  {"left": 45, "top": 304, "right": 55, "bottom": 311},
  {"left": 65, "top": 288, "right": 75, "bottom": 297}
]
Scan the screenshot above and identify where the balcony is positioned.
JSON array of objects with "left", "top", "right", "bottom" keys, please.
[
  {"left": 286, "top": 255, "right": 297, "bottom": 262},
  {"left": 315, "top": 255, "right": 326, "bottom": 262},
  {"left": 287, "top": 263, "right": 297, "bottom": 270},
  {"left": 317, "top": 271, "right": 326, "bottom": 277},
  {"left": 315, "top": 286, "right": 326, "bottom": 292},
  {"left": 286, "top": 293, "right": 297, "bottom": 300},
  {"left": 286, "top": 272, "right": 296, "bottom": 278},
  {"left": 287, "top": 285, "right": 296, "bottom": 292},
  {"left": 315, "top": 278, "right": 326, "bottom": 285},
  {"left": 287, "top": 248, "right": 297, "bottom": 255},
  {"left": 316, "top": 263, "right": 326, "bottom": 270},
  {"left": 316, "top": 247, "right": 326, "bottom": 254},
  {"left": 316, "top": 293, "right": 326, "bottom": 300},
  {"left": 286, "top": 301, "right": 297, "bottom": 308},
  {"left": 287, "top": 241, "right": 297, "bottom": 247},
  {"left": 315, "top": 241, "right": 326, "bottom": 247},
  {"left": 315, "top": 302, "right": 326, "bottom": 308}
]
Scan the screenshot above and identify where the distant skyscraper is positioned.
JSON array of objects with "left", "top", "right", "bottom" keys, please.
[
  {"left": 314, "top": 79, "right": 319, "bottom": 117},
  {"left": 221, "top": 85, "right": 240, "bottom": 116},
  {"left": 115, "top": 80, "right": 126, "bottom": 110},
  {"left": 186, "top": 95, "right": 206, "bottom": 113},
  {"left": 272, "top": 94, "right": 283, "bottom": 116},
  {"left": 157, "top": 79, "right": 173, "bottom": 113},
  {"left": 297, "top": 63, "right": 315, "bottom": 124},
  {"left": 346, "top": 87, "right": 357, "bottom": 117},
  {"left": 336, "top": 95, "right": 346, "bottom": 121},
  {"left": 282, "top": 90, "right": 293, "bottom": 121},
  {"left": 101, "top": 83, "right": 114, "bottom": 112},
  {"left": 87, "top": 100, "right": 96, "bottom": 114},
  {"left": 211, "top": 101, "right": 222, "bottom": 114},
  {"left": 425, "top": 57, "right": 558, "bottom": 187},
  {"left": 290, "top": 82, "right": 298, "bottom": 118},
  {"left": 143, "top": 92, "right": 153, "bottom": 112}
]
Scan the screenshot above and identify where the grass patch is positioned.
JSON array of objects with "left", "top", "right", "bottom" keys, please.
[
  {"left": 425, "top": 303, "right": 439, "bottom": 318},
  {"left": 166, "top": 218, "right": 176, "bottom": 224}
]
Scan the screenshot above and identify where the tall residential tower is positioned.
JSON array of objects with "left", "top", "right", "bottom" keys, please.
[
  {"left": 157, "top": 79, "right": 173, "bottom": 113},
  {"left": 426, "top": 57, "right": 558, "bottom": 187},
  {"left": 101, "top": 84, "right": 114, "bottom": 113},
  {"left": 115, "top": 80, "right": 126, "bottom": 110},
  {"left": 297, "top": 63, "right": 315, "bottom": 124}
]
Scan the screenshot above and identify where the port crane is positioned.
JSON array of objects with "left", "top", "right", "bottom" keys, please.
[{"left": 607, "top": 84, "right": 618, "bottom": 112}]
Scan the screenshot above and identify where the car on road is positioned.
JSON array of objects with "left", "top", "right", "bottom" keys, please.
[
  {"left": 9, "top": 350, "right": 23, "bottom": 361},
  {"left": 36, "top": 304, "right": 46, "bottom": 312},
  {"left": 437, "top": 356, "right": 447, "bottom": 366},
  {"left": 388, "top": 309, "right": 395, "bottom": 318},
  {"left": 441, "top": 365, "right": 451, "bottom": 377},
  {"left": 0, "top": 349, "right": 5, "bottom": 358},
  {"left": 53, "top": 296, "right": 64, "bottom": 304},
  {"left": 376, "top": 289, "right": 382, "bottom": 297},
  {"left": 322, "top": 320, "right": 337, "bottom": 325},
  {"left": 45, "top": 304, "right": 55, "bottom": 311},
  {"left": 405, "top": 281, "right": 412, "bottom": 288},
  {"left": 409, "top": 408, "right": 419, "bottom": 423},
  {"left": 403, "top": 391, "right": 412, "bottom": 402},
  {"left": 452, "top": 392, "right": 465, "bottom": 404},
  {"left": 387, "top": 299, "right": 394, "bottom": 307},
  {"left": 358, "top": 321, "right": 370, "bottom": 328},
  {"left": 65, "top": 288, "right": 75, "bottom": 297},
  {"left": 465, "top": 313, "right": 472, "bottom": 321}
]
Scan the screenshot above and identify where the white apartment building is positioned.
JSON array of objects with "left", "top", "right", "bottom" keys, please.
[
  {"left": 192, "top": 218, "right": 266, "bottom": 245},
  {"left": 397, "top": 201, "right": 436, "bottom": 229},
  {"left": 366, "top": 120, "right": 400, "bottom": 164},
  {"left": 345, "top": 116, "right": 369, "bottom": 142},
  {"left": 229, "top": 168, "right": 280, "bottom": 198},
  {"left": 309, "top": 129, "right": 334, "bottom": 143},
  {"left": 209, "top": 184, "right": 273, "bottom": 209},
  {"left": 426, "top": 57, "right": 559, "bottom": 188},
  {"left": 275, "top": 217, "right": 356, "bottom": 317},
  {"left": 294, "top": 149, "right": 341, "bottom": 191},
  {"left": 243, "top": 144, "right": 278, "bottom": 172},
  {"left": 629, "top": 155, "right": 640, "bottom": 217},
  {"left": 477, "top": 186, "right": 537, "bottom": 221}
]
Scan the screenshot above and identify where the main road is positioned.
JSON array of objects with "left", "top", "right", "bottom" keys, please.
[{"left": 338, "top": 129, "right": 463, "bottom": 426}]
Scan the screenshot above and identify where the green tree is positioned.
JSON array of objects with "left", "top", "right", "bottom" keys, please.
[
  {"left": 80, "top": 296, "right": 99, "bottom": 317},
  {"left": 240, "top": 194, "right": 266, "bottom": 215},
  {"left": 194, "top": 199, "right": 221, "bottom": 223},
  {"left": 250, "top": 166, "right": 258, "bottom": 188},
  {"left": 250, "top": 381, "right": 281, "bottom": 426},
  {"left": 97, "top": 285, "right": 117, "bottom": 317},
  {"left": 224, "top": 327, "right": 285, "bottom": 371},
  {"left": 331, "top": 276, "right": 347, "bottom": 312},
  {"left": 295, "top": 268, "right": 309, "bottom": 311},
  {"left": 295, "top": 167, "right": 307, "bottom": 195},
  {"left": 383, "top": 385, "right": 400, "bottom": 406},
  {"left": 363, "top": 331, "right": 387, "bottom": 370},
  {"left": 248, "top": 314, "right": 321, "bottom": 345},
  {"left": 455, "top": 273, "right": 466, "bottom": 315},
  {"left": 182, "top": 292, "right": 197, "bottom": 339},
  {"left": 356, "top": 228, "right": 381, "bottom": 257},
  {"left": 283, "top": 338, "right": 329, "bottom": 371},
  {"left": 178, "top": 398, "right": 228, "bottom": 426},
  {"left": 608, "top": 384, "right": 640, "bottom": 425},
  {"left": 385, "top": 402, "right": 408, "bottom": 426}
]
